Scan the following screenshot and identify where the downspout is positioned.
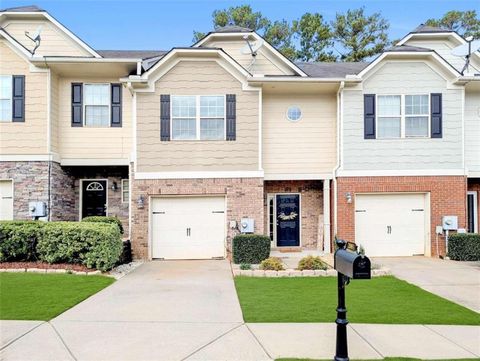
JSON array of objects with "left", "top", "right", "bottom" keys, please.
[
  {"left": 46, "top": 60, "right": 52, "bottom": 221},
  {"left": 332, "top": 81, "right": 345, "bottom": 241}
]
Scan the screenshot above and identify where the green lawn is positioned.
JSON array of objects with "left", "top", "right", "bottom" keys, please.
[
  {"left": 235, "top": 276, "right": 480, "bottom": 325},
  {"left": 0, "top": 273, "right": 114, "bottom": 320},
  {"left": 276, "top": 359, "right": 475, "bottom": 361}
]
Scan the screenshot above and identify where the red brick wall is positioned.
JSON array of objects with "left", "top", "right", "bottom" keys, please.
[
  {"left": 264, "top": 180, "right": 323, "bottom": 249},
  {"left": 467, "top": 179, "right": 480, "bottom": 233},
  {"left": 131, "top": 176, "right": 264, "bottom": 259},
  {"left": 336, "top": 176, "right": 467, "bottom": 257}
]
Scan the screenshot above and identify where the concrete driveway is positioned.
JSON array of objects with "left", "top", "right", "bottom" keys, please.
[
  {"left": 1, "top": 261, "right": 270, "bottom": 361},
  {"left": 374, "top": 257, "right": 480, "bottom": 312}
]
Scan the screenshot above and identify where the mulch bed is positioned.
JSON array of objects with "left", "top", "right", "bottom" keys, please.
[{"left": 0, "top": 261, "right": 93, "bottom": 272}]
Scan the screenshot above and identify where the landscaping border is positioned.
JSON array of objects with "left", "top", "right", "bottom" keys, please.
[{"left": 232, "top": 268, "right": 390, "bottom": 277}]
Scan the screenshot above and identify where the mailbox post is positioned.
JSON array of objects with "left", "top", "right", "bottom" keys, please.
[{"left": 334, "top": 239, "right": 371, "bottom": 361}]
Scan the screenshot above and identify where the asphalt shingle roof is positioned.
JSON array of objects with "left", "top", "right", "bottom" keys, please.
[
  {"left": 411, "top": 24, "right": 452, "bottom": 34},
  {"left": 385, "top": 45, "right": 433, "bottom": 52},
  {"left": 214, "top": 25, "right": 253, "bottom": 33},
  {"left": 96, "top": 50, "right": 168, "bottom": 59},
  {"left": 295, "top": 62, "right": 370, "bottom": 77},
  {"left": 0, "top": 5, "right": 44, "bottom": 12}
]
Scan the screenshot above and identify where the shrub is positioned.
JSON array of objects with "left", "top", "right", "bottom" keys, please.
[
  {"left": 448, "top": 233, "right": 480, "bottom": 261},
  {"left": 260, "top": 257, "right": 284, "bottom": 271},
  {"left": 117, "top": 240, "right": 132, "bottom": 265},
  {"left": 82, "top": 216, "right": 124, "bottom": 235},
  {"left": 232, "top": 234, "right": 271, "bottom": 264},
  {"left": 240, "top": 263, "right": 252, "bottom": 270},
  {"left": 0, "top": 221, "right": 44, "bottom": 262},
  {"left": 37, "top": 222, "right": 123, "bottom": 271},
  {"left": 297, "top": 255, "right": 328, "bottom": 271}
]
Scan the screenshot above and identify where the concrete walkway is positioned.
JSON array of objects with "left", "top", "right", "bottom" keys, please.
[
  {"left": 374, "top": 257, "right": 480, "bottom": 312},
  {"left": 1, "top": 260, "right": 479, "bottom": 360}
]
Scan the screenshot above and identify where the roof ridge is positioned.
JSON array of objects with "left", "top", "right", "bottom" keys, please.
[{"left": 0, "top": 5, "right": 44, "bottom": 12}]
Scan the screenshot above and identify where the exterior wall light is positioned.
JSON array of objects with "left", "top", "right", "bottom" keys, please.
[
  {"left": 111, "top": 181, "right": 118, "bottom": 191},
  {"left": 345, "top": 192, "right": 352, "bottom": 204},
  {"left": 137, "top": 195, "right": 145, "bottom": 209}
]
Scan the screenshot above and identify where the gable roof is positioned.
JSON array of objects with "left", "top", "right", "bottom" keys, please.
[
  {"left": 385, "top": 45, "right": 433, "bottom": 53},
  {"left": 97, "top": 50, "right": 167, "bottom": 59},
  {"left": 411, "top": 24, "right": 453, "bottom": 34},
  {"left": 0, "top": 5, "right": 44, "bottom": 12},
  {"left": 295, "top": 62, "right": 369, "bottom": 78},
  {"left": 214, "top": 25, "right": 252, "bottom": 33}
]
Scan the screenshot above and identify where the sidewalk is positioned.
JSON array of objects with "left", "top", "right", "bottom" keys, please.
[{"left": 1, "top": 320, "right": 479, "bottom": 360}]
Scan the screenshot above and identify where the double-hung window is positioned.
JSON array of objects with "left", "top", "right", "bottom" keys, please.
[
  {"left": 377, "top": 94, "right": 430, "bottom": 139},
  {"left": 0, "top": 75, "right": 12, "bottom": 122},
  {"left": 171, "top": 95, "right": 225, "bottom": 140},
  {"left": 84, "top": 84, "right": 110, "bottom": 127}
]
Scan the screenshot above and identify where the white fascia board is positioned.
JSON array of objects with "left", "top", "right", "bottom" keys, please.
[
  {"left": 264, "top": 173, "right": 334, "bottom": 180},
  {"left": 247, "top": 77, "right": 358, "bottom": 83},
  {"left": 0, "top": 30, "right": 33, "bottom": 59},
  {"left": 336, "top": 169, "right": 466, "bottom": 177},
  {"left": 0, "top": 153, "right": 60, "bottom": 162},
  {"left": 60, "top": 158, "right": 130, "bottom": 166},
  {"left": 397, "top": 32, "right": 464, "bottom": 46},
  {"left": 135, "top": 170, "right": 264, "bottom": 180},
  {"left": 0, "top": 11, "right": 101, "bottom": 58},
  {"left": 194, "top": 32, "right": 308, "bottom": 77},
  {"left": 34, "top": 57, "right": 141, "bottom": 63}
]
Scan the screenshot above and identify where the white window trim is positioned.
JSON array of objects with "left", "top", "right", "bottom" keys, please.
[
  {"left": 83, "top": 83, "right": 111, "bottom": 127},
  {"left": 0, "top": 75, "right": 12, "bottom": 123},
  {"left": 376, "top": 94, "right": 430, "bottom": 140},
  {"left": 121, "top": 179, "right": 129, "bottom": 204},
  {"left": 170, "top": 95, "right": 226, "bottom": 141},
  {"left": 286, "top": 105, "right": 302, "bottom": 122}
]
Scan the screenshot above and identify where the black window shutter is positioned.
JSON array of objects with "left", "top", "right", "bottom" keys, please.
[
  {"left": 364, "top": 94, "right": 376, "bottom": 139},
  {"left": 12, "top": 75, "right": 25, "bottom": 122},
  {"left": 71, "top": 83, "right": 83, "bottom": 127},
  {"left": 226, "top": 94, "right": 236, "bottom": 141},
  {"left": 111, "top": 83, "right": 122, "bottom": 127},
  {"left": 431, "top": 93, "right": 442, "bottom": 138},
  {"left": 160, "top": 94, "right": 170, "bottom": 141}
]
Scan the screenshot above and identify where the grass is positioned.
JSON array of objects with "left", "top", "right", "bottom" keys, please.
[
  {"left": 234, "top": 276, "right": 480, "bottom": 325},
  {"left": 276, "top": 359, "right": 476, "bottom": 361},
  {"left": 0, "top": 273, "right": 114, "bottom": 320}
]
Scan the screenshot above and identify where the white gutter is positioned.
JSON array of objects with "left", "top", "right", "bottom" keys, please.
[
  {"left": 333, "top": 81, "right": 345, "bottom": 240},
  {"left": 32, "top": 57, "right": 142, "bottom": 63}
]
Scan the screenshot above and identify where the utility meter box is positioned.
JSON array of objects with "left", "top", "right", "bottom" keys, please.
[
  {"left": 442, "top": 216, "right": 458, "bottom": 230},
  {"left": 29, "top": 201, "right": 47, "bottom": 218},
  {"left": 240, "top": 218, "right": 254, "bottom": 233}
]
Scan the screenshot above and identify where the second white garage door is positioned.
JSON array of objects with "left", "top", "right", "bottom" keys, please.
[
  {"left": 355, "top": 193, "right": 428, "bottom": 257},
  {"left": 151, "top": 196, "right": 226, "bottom": 259}
]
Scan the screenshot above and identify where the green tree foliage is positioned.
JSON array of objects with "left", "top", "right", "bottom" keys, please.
[
  {"left": 426, "top": 10, "right": 480, "bottom": 38},
  {"left": 293, "top": 12, "right": 336, "bottom": 62},
  {"left": 332, "top": 7, "right": 390, "bottom": 62}
]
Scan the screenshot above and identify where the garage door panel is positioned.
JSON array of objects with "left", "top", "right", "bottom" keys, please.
[
  {"left": 355, "top": 193, "right": 427, "bottom": 257},
  {"left": 151, "top": 197, "right": 225, "bottom": 260}
]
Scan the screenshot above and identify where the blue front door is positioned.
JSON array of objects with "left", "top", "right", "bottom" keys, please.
[{"left": 276, "top": 194, "right": 300, "bottom": 247}]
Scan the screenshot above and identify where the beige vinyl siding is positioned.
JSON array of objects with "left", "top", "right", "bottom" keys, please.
[
  {"left": 0, "top": 41, "right": 48, "bottom": 155},
  {"left": 263, "top": 93, "right": 336, "bottom": 176},
  {"left": 205, "top": 40, "right": 294, "bottom": 76},
  {"left": 342, "top": 61, "right": 463, "bottom": 171},
  {"left": 56, "top": 77, "right": 132, "bottom": 161},
  {"left": 3, "top": 20, "right": 91, "bottom": 57},
  {"left": 136, "top": 60, "right": 259, "bottom": 172},
  {"left": 465, "top": 89, "right": 480, "bottom": 175}
]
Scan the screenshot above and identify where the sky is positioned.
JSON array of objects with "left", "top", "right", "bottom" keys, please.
[{"left": 0, "top": 0, "right": 477, "bottom": 51}]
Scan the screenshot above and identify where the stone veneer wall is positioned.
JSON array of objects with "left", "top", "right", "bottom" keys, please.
[
  {"left": 264, "top": 180, "right": 324, "bottom": 249},
  {"left": 50, "top": 162, "right": 76, "bottom": 221},
  {"left": 336, "top": 176, "right": 467, "bottom": 257},
  {"left": 131, "top": 176, "right": 265, "bottom": 259},
  {"left": 0, "top": 161, "right": 49, "bottom": 219}
]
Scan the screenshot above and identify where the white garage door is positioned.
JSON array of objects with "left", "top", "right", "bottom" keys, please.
[
  {"left": 151, "top": 196, "right": 226, "bottom": 259},
  {"left": 0, "top": 180, "right": 13, "bottom": 220},
  {"left": 355, "top": 193, "right": 427, "bottom": 257}
]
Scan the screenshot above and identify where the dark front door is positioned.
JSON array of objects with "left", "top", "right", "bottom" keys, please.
[
  {"left": 467, "top": 192, "right": 477, "bottom": 233},
  {"left": 276, "top": 194, "right": 300, "bottom": 247},
  {"left": 82, "top": 180, "right": 107, "bottom": 218}
]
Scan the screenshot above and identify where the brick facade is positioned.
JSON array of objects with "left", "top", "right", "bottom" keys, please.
[
  {"left": 336, "top": 176, "right": 467, "bottom": 257},
  {"left": 467, "top": 179, "right": 480, "bottom": 233},
  {"left": 130, "top": 176, "right": 264, "bottom": 259},
  {"left": 264, "top": 180, "right": 324, "bottom": 249}
]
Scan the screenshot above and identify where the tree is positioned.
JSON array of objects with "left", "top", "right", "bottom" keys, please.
[
  {"left": 264, "top": 20, "right": 296, "bottom": 59},
  {"left": 426, "top": 10, "right": 480, "bottom": 38},
  {"left": 332, "top": 7, "right": 390, "bottom": 62},
  {"left": 293, "top": 12, "right": 336, "bottom": 62}
]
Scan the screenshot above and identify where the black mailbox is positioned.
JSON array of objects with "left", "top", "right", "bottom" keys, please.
[{"left": 334, "top": 243, "right": 371, "bottom": 280}]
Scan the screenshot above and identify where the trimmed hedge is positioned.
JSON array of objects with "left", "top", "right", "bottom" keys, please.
[
  {"left": 0, "top": 221, "right": 44, "bottom": 262},
  {"left": 82, "top": 216, "right": 124, "bottom": 235},
  {"left": 233, "top": 234, "right": 270, "bottom": 264},
  {"left": 0, "top": 221, "right": 123, "bottom": 271},
  {"left": 448, "top": 233, "right": 480, "bottom": 261}
]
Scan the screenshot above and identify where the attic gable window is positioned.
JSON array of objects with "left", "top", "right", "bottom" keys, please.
[
  {"left": 84, "top": 83, "right": 110, "bottom": 127},
  {"left": 0, "top": 75, "right": 12, "bottom": 122}
]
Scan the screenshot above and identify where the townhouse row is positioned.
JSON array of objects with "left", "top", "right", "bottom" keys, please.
[{"left": 0, "top": 6, "right": 479, "bottom": 259}]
